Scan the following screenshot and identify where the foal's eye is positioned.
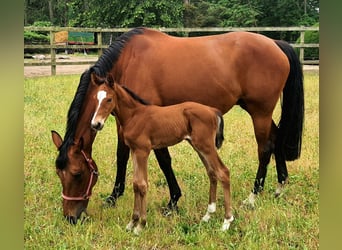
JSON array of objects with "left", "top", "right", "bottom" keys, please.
[{"left": 107, "top": 98, "right": 112, "bottom": 103}]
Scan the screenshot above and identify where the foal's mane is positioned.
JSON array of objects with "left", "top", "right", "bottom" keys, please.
[
  {"left": 55, "top": 27, "right": 145, "bottom": 169},
  {"left": 121, "top": 85, "right": 150, "bottom": 105}
]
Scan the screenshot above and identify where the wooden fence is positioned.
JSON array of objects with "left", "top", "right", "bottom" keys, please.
[{"left": 24, "top": 26, "right": 319, "bottom": 75}]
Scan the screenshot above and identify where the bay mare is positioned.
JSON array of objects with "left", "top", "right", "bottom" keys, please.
[
  {"left": 51, "top": 27, "right": 304, "bottom": 224},
  {"left": 90, "top": 73, "right": 233, "bottom": 233}
]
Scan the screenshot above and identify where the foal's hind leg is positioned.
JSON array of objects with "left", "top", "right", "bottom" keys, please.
[
  {"left": 192, "top": 142, "right": 233, "bottom": 231},
  {"left": 196, "top": 153, "right": 218, "bottom": 222}
]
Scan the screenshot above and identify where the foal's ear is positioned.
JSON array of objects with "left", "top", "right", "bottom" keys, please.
[
  {"left": 90, "top": 72, "right": 103, "bottom": 85},
  {"left": 51, "top": 130, "right": 63, "bottom": 149},
  {"left": 106, "top": 73, "right": 115, "bottom": 87}
]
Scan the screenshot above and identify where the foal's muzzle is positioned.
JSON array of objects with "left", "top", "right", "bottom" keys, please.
[{"left": 91, "top": 121, "right": 104, "bottom": 131}]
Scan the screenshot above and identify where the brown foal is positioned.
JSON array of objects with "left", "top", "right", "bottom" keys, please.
[{"left": 90, "top": 73, "right": 234, "bottom": 233}]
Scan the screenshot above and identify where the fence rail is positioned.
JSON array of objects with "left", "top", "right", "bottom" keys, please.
[{"left": 24, "top": 26, "right": 319, "bottom": 75}]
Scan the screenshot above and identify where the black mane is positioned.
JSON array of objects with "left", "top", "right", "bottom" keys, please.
[
  {"left": 55, "top": 27, "right": 145, "bottom": 169},
  {"left": 122, "top": 85, "right": 150, "bottom": 105}
]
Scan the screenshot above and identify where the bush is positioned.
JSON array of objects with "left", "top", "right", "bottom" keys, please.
[
  {"left": 24, "top": 31, "right": 49, "bottom": 44},
  {"left": 24, "top": 21, "right": 51, "bottom": 54},
  {"left": 24, "top": 21, "right": 51, "bottom": 44}
]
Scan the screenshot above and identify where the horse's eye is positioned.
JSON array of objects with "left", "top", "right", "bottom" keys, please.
[
  {"left": 107, "top": 98, "right": 112, "bottom": 103},
  {"left": 73, "top": 172, "right": 82, "bottom": 178}
]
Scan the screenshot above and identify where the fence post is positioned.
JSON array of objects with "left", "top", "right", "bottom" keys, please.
[
  {"left": 50, "top": 30, "right": 56, "bottom": 75},
  {"left": 299, "top": 30, "right": 305, "bottom": 64},
  {"left": 97, "top": 31, "right": 102, "bottom": 57}
]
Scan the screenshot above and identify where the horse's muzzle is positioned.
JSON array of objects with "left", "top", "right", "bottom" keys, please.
[{"left": 65, "top": 215, "right": 78, "bottom": 225}]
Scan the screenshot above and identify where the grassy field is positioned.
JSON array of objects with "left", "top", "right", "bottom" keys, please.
[{"left": 24, "top": 71, "right": 319, "bottom": 249}]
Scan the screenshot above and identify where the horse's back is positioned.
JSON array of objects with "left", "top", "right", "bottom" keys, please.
[{"left": 116, "top": 28, "right": 290, "bottom": 113}]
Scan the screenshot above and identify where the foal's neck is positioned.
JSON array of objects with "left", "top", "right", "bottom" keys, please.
[{"left": 113, "top": 84, "right": 146, "bottom": 126}]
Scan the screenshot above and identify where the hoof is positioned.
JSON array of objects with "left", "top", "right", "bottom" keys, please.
[
  {"left": 133, "top": 224, "right": 144, "bottom": 235},
  {"left": 201, "top": 203, "right": 216, "bottom": 222},
  {"left": 275, "top": 181, "right": 287, "bottom": 198},
  {"left": 104, "top": 196, "right": 117, "bottom": 207},
  {"left": 161, "top": 203, "right": 179, "bottom": 216},
  {"left": 126, "top": 220, "right": 135, "bottom": 231},
  {"left": 126, "top": 220, "right": 145, "bottom": 235},
  {"left": 242, "top": 193, "right": 256, "bottom": 209},
  {"left": 221, "top": 216, "right": 234, "bottom": 231},
  {"left": 202, "top": 213, "right": 211, "bottom": 222}
]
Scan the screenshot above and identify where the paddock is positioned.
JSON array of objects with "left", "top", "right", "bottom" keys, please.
[{"left": 24, "top": 71, "right": 318, "bottom": 249}]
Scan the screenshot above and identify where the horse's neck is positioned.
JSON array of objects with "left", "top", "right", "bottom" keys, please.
[
  {"left": 113, "top": 85, "right": 145, "bottom": 127},
  {"left": 74, "top": 106, "right": 97, "bottom": 154}
]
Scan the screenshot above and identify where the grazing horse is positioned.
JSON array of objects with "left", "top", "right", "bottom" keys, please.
[
  {"left": 51, "top": 27, "right": 304, "bottom": 224},
  {"left": 90, "top": 73, "right": 233, "bottom": 233}
]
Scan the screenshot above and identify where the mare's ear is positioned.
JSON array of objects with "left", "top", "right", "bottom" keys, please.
[
  {"left": 90, "top": 72, "right": 103, "bottom": 85},
  {"left": 51, "top": 130, "right": 63, "bottom": 149},
  {"left": 106, "top": 73, "right": 115, "bottom": 87}
]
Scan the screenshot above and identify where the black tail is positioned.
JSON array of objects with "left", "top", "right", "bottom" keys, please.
[
  {"left": 215, "top": 112, "right": 224, "bottom": 149},
  {"left": 275, "top": 40, "right": 304, "bottom": 161}
]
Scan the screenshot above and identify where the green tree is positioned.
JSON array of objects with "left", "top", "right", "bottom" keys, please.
[
  {"left": 67, "top": 0, "right": 184, "bottom": 28},
  {"left": 24, "top": 0, "right": 319, "bottom": 29},
  {"left": 184, "top": 0, "right": 260, "bottom": 28}
]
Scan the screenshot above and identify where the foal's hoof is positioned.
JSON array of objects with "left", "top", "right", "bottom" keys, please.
[
  {"left": 126, "top": 221, "right": 145, "bottom": 235},
  {"left": 221, "top": 216, "right": 234, "bottom": 231}
]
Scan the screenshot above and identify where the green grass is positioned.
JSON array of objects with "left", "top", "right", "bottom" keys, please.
[{"left": 24, "top": 72, "right": 319, "bottom": 249}]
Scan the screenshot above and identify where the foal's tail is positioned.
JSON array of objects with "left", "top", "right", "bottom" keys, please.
[
  {"left": 275, "top": 40, "right": 304, "bottom": 161},
  {"left": 215, "top": 111, "right": 224, "bottom": 149}
]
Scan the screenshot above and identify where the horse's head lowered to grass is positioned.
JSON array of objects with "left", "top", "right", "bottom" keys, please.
[{"left": 51, "top": 131, "right": 99, "bottom": 224}]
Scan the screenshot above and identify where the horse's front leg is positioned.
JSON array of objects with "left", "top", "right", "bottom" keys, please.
[
  {"left": 106, "top": 136, "right": 130, "bottom": 206},
  {"left": 126, "top": 149, "right": 149, "bottom": 235},
  {"left": 154, "top": 147, "right": 182, "bottom": 212}
]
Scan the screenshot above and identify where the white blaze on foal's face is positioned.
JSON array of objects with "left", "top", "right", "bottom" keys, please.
[{"left": 91, "top": 90, "right": 108, "bottom": 130}]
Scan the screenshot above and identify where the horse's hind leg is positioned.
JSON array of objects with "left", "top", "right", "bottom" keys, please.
[
  {"left": 243, "top": 115, "right": 274, "bottom": 208},
  {"left": 154, "top": 147, "right": 182, "bottom": 212},
  {"left": 273, "top": 121, "right": 289, "bottom": 197}
]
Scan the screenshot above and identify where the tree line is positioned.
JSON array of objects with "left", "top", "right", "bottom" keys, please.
[
  {"left": 24, "top": 0, "right": 319, "bottom": 59},
  {"left": 25, "top": 0, "right": 319, "bottom": 29}
]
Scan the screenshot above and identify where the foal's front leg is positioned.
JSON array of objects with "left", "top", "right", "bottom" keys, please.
[{"left": 126, "top": 149, "right": 149, "bottom": 235}]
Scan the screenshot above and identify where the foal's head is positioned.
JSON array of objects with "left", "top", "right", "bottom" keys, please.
[{"left": 90, "top": 73, "right": 116, "bottom": 131}]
